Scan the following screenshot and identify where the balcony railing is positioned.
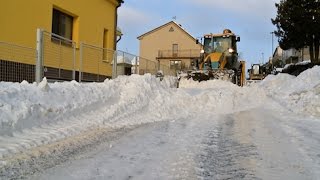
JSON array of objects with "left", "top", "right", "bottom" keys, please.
[{"left": 157, "top": 49, "right": 200, "bottom": 59}]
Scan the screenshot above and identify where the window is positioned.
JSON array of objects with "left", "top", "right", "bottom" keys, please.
[
  {"left": 172, "top": 44, "right": 178, "bottom": 57},
  {"left": 103, "top": 29, "right": 109, "bottom": 60},
  {"left": 52, "top": 9, "right": 73, "bottom": 40},
  {"left": 103, "top": 29, "right": 108, "bottom": 49},
  {"left": 203, "top": 37, "right": 232, "bottom": 53},
  {"left": 170, "top": 60, "right": 181, "bottom": 70}
]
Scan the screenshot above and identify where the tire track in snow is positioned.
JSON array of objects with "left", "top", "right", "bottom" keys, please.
[
  {"left": 279, "top": 117, "right": 320, "bottom": 178},
  {"left": 0, "top": 125, "right": 138, "bottom": 179},
  {"left": 195, "top": 115, "right": 260, "bottom": 180},
  {"left": 239, "top": 108, "right": 320, "bottom": 180}
]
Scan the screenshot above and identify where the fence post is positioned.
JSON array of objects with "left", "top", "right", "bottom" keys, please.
[
  {"left": 135, "top": 56, "right": 138, "bottom": 74},
  {"left": 36, "top": 28, "right": 43, "bottom": 83},
  {"left": 98, "top": 48, "right": 102, "bottom": 81},
  {"left": 121, "top": 51, "right": 125, "bottom": 76},
  {"left": 79, "top": 42, "right": 83, "bottom": 82},
  {"left": 72, "top": 42, "right": 76, "bottom": 80},
  {"left": 59, "top": 40, "right": 62, "bottom": 79},
  {"left": 112, "top": 50, "right": 117, "bottom": 79},
  {"left": 146, "top": 59, "right": 149, "bottom": 73}
]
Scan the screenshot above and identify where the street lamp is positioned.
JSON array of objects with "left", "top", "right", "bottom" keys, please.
[
  {"left": 270, "top": 31, "right": 274, "bottom": 69},
  {"left": 270, "top": 32, "right": 274, "bottom": 56}
]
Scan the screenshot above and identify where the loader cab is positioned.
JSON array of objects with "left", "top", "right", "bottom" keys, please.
[
  {"left": 249, "top": 64, "right": 267, "bottom": 80},
  {"left": 197, "top": 29, "right": 241, "bottom": 71},
  {"left": 252, "top": 64, "right": 261, "bottom": 75},
  {"left": 203, "top": 35, "right": 238, "bottom": 54}
]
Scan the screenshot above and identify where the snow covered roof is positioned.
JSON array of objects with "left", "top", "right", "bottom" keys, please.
[
  {"left": 116, "top": 27, "right": 123, "bottom": 36},
  {"left": 110, "top": 56, "right": 132, "bottom": 65},
  {"left": 117, "top": 56, "right": 131, "bottom": 64}
]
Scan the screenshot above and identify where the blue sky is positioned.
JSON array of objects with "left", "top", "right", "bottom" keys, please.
[{"left": 117, "top": 0, "right": 279, "bottom": 66}]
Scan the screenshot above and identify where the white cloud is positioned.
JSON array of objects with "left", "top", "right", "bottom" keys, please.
[
  {"left": 118, "top": 6, "right": 151, "bottom": 28},
  {"left": 184, "top": 0, "right": 279, "bottom": 19}
]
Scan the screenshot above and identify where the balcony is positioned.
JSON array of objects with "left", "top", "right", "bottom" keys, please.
[{"left": 157, "top": 49, "right": 200, "bottom": 59}]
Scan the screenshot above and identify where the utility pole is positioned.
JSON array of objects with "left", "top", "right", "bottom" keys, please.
[
  {"left": 270, "top": 32, "right": 274, "bottom": 57},
  {"left": 270, "top": 32, "right": 274, "bottom": 69}
]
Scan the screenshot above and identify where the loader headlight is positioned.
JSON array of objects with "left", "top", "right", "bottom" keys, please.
[
  {"left": 200, "top": 49, "right": 204, "bottom": 54},
  {"left": 228, "top": 48, "right": 234, "bottom": 53}
]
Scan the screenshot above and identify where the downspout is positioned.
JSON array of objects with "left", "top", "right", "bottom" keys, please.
[
  {"left": 112, "top": 0, "right": 123, "bottom": 79},
  {"left": 116, "top": 35, "right": 122, "bottom": 43},
  {"left": 114, "top": 1, "right": 122, "bottom": 50}
]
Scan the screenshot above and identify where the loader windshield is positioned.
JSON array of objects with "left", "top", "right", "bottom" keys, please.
[{"left": 204, "top": 37, "right": 232, "bottom": 53}]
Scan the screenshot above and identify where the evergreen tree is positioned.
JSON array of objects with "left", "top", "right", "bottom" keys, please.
[{"left": 272, "top": 0, "right": 320, "bottom": 63}]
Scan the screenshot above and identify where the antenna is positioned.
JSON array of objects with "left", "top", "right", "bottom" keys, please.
[{"left": 172, "top": 16, "right": 177, "bottom": 20}]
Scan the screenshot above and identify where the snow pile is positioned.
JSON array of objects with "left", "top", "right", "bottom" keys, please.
[
  {"left": 0, "top": 78, "right": 114, "bottom": 136},
  {"left": 1, "top": 66, "right": 319, "bottom": 166},
  {"left": 0, "top": 74, "right": 267, "bottom": 161},
  {"left": 0, "top": 75, "right": 174, "bottom": 158},
  {"left": 296, "top": 59, "right": 311, "bottom": 65},
  {"left": 179, "top": 78, "right": 238, "bottom": 89},
  {"left": 259, "top": 66, "right": 320, "bottom": 116},
  {"left": 178, "top": 78, "right": 267, "bottom": 113}
]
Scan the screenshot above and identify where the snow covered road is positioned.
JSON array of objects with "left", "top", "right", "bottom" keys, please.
[
  {"left": 28, "top": 108, "right": 320, "bottom": 180},
  {"left": 1, "top": 67, "right": 320, "bottom": 179}
]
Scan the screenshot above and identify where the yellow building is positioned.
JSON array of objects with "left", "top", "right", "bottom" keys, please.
[
  {"left": 0, "top": 0, "right": 123, "bottom": 82},
  {"left": 137, "top": 21, "right": 202, "bottom": 75}
]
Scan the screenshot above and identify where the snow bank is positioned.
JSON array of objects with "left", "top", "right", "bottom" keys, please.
[
  {"left": 259, "top": 66, "right": 320, "bottom": 116},
  {"left": 0, "top": 75, "right": 173, "bottom": 157},
  {"left": 178, "top": 78, "right": 267, "bottom": 114},
  {"left": 1, "top": 78, "right": 114, "bottom": 136},
  {"left": 0, "top": 74, "right": 267, "bottom": 161},
  {"left": 1, "top": 66, "right": 319, "bottom": 165}
]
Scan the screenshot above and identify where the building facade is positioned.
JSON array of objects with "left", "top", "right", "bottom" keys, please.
[
  {"left": 0, "top": 0, "right": 123, "bottom": 82},
  {"left": 137, "top": 21, "right": 202, "bottom": 74},
  {"left": 272, "top": 46, "right": 311, "bottom": 67}
]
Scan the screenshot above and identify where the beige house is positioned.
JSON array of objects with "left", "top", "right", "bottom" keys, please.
[
  {"left": 137, "top": 21, "right": 202, "bottom": 75},
  {"left": 272, "top": 46, "right": 311, "bottom": 67}
]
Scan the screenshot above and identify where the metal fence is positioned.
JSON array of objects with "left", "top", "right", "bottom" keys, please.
[
  {"left": 114, "top": 50, "right": 137, "bottom": 76},
  {"left": 115, "top": 50, "right": 175, "bottom": 76},
  {"left": 136, "top": 56, "right": 158, "bottom": 75},
  {"left": 80, "top": 44, "right": 175, "bottom": 79},
  {"left": 158, "top": 49, "right": 200, "bottom": 58},
  {"left": 0, "top": 28, "right": 176, "bottom": 83},
  {"left": 0, "top": 41, "right": 36, "bottom": 82},
  {"left": 159, "top": 63, "right": 176, "bottom": 76},
  {"left": 79, "top": 43, "right": 113, "bottom": 82},
  {"left": 41, "top": 30, "right": 76, "bottom": 81}
]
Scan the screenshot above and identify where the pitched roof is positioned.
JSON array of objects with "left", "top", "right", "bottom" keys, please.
[{"left": 137, "top": 21, "right": 197, "bottom": 41}]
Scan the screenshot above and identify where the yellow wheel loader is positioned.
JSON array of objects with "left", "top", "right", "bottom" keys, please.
[
  {"left": 248, "top": 64, "right": 267, "bottom": 80},
  {"left": 245, "top": 64, "right": 268, "bottom": 85},
  {"left": 179, "top": 29, "right": 245, "bottom": 86}
]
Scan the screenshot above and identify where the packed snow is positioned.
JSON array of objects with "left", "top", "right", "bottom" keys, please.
[
  {"left": 0, "top": 66, "right": 320, "bottom": 179},
  {"left": 259, "top": 66, "right": 320, "bottom": 116}
]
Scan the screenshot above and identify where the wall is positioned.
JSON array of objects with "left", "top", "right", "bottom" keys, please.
[
  {"left": 0, "top": 0, "right": 119, "bottom": 76},
  {"left": 138, "top": 22, "right": 201, "bottom": 73}
]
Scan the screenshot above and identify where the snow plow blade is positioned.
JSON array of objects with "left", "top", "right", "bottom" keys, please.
[
  {"left": 179, "top": 69, "right": 235, "bottom": 82},
  {"left": 245, "top": 80, "right": 262, "bottom": 86}
]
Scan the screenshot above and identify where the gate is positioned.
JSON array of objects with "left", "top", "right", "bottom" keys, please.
[{"left": 36, "top": 29, "right": 76, "bottom": 82}]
